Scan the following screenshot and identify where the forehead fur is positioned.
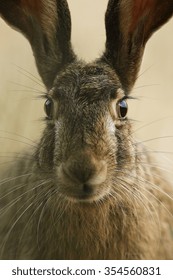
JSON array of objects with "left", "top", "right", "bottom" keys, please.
[{"left": 51, "top": 62, "right": 122, "bottom": 102}]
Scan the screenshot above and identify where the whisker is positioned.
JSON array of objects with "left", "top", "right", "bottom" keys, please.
[
  {"left": 9, "top": 81, "right": 43, "bottom": 93},
  {"left": 0, "top": 155, "right": 34, "bottom": 161},
  {"left": 0, "top": 151, "right": 34, "bottom": 157},
  {"left": 0, "top": 137, "right": 37, "bottom": 148},
  {"left": 138, "top": 182, "right": 173, "bottom": 219},
  {"left": 0, "top": 182, "right": 28, "bottom": 202},
  {"left": 133, "top": 117, "right": 173, "bottom": 135},
  {"left": 137, "top": 172, "right": 173, "bottom": 204},
  {"left": 135, "top": 135, "right": 173, "bottom": 146},
  {"left": 19, "top": 179, "right": 52, "bottom": 249},
  {"left": 0, "top": 179, "right": 47, "bottom": 216},
  {"left": 129, "top": 182, "right": 162, "bottom": 244},
  {"left": 0, "top": 130, "right": 38, "bottom": 145},
  {"left": 16, "top": 69, "right": 44, "bottom": 89},
  {"left": 137, "top": 64, "right": 154, "bottom": 79},
  {"left": 135, "top": 150, "right": 173, "bottom": 156},
  {"left": 133, "top": 84, "right": 159, "bottom": 90},
  {"left": 0, "top": 173, "right": 32, "bottom": 186},
  {"left": 18, "top": 199, "right": 44, "bottom": 252},
  {"left": 0, "top": 179, "right": 51, "bottom": 257},
  {"left": 36, "top": 186, "right": 55, "bottom": 249},
  {"left": 9, "top": 89, "right": 43, "bottom": 94},
  {"left": 13, "top": 64, "right": 43, "bottom": 84},
  {"left": 117, "top": 169, "right": 173, "bottom": 218},
  {"left": 0, "top": 194, "right": 37, "bottom": 257},
  {"left": 114, "top": 178, "right": 155, "bottom": 221},
  {"left": 138, "top": 161, "right": 173, "bottom": 176},
  {"left": 0, "top": 160, "right": 27, "bottom": 166}
]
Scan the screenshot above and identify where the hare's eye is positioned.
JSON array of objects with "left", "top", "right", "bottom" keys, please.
[
  {"left": 116, "top": 99, "right": 128, "bottom": 119},
  {"left": 44, "top": 98, "right": 54, "bottom": 119}
]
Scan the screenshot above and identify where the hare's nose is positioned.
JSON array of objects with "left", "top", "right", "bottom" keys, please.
[{"left": 58, "top": 152, "right": 107, "bottom": 193}]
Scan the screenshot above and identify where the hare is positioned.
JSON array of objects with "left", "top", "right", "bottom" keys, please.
[{"left": 0, "top": 0, "right": 173, "bottom": 260}]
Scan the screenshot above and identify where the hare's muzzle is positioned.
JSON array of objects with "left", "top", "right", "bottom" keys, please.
[{"left": 56, "top": 150, "right": 107, "bottom": 201}]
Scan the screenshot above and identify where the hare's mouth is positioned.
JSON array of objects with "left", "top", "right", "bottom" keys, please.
[
  {"left": 56, "top": 172, "right": 110, "bottom": 203},
  {"left": 60, "top": 183, "right": 110, "bottom": 203}
]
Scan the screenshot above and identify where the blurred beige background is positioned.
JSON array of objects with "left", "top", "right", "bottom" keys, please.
[{"left": 0, "top": 0, "right": 173, "bottom": 178}]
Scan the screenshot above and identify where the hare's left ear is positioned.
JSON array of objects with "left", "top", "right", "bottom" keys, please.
[
  {"left": 0, "top": 0, "right": 76, "bottom": 89},
  {"left": 102, "top": 0, "right": 173, "bottom": 91}
]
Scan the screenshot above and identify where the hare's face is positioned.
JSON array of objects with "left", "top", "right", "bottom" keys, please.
[
  {"left": 1, "top": 1, "right": 173, "bottom": 202},
  {"left": 39, "top": 63, "right": 136, "bottom": 202}
]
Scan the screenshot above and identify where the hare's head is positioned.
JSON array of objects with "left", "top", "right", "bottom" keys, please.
[{"left": 1, "top": 0, "right": 173, "bottom": 202}]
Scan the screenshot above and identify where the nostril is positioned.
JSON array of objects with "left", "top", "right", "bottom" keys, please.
[{"left": 83, "top": 184, "right": 93, "bottom": 194}]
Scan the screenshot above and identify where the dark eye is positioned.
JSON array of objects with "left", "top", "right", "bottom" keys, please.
[
  {"left": 116, "top": 99, "right": 128, "bottom": 119},
  {"left": 44, "top": 98, "right": 54, "bottom": 119}
]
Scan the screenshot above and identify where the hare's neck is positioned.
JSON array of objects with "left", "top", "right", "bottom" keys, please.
[{"left": 38, "top": 197, "right": 141, "bottom": 259}]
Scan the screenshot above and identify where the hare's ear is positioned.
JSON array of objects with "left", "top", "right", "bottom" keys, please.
[
  {"left": 0, "top": 0, "right": 75, "bottom": 89},
  {"left": 102, "top": 0, "right": 173, "bottom": 92}
]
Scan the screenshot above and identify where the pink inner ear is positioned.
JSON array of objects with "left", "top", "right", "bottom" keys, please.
[{"left": 130, "top": 0, "right": 156, "bottom": 32}]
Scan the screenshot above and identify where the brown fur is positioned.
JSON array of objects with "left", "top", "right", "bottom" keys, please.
[{"left": 0, "top": 0, "right": 173, "bottom": 260}]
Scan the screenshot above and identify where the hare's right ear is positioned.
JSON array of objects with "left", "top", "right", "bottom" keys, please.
[
  {"left": 102, "top": 0, "right": 173, "bottom": 92},
  {"left": 0, "top": 0, "right": 75, "bottom": 89}
]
